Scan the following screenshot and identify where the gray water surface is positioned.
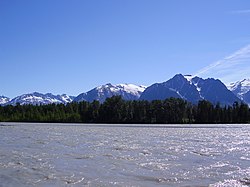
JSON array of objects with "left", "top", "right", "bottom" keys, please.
[{"left": 0, "top": 123, "right": 250, "bottom": 187}]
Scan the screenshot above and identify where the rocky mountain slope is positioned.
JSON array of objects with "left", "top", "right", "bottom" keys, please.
[{"left": 140, "top": 74, "right": 240, "bottom": 105}]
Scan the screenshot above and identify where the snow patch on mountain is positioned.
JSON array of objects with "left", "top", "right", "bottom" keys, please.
[
  {"left": 74, "top": 83, "right": 147, "bottom": 103},
  {"left": 61, "top": 94, "right": 75, "bottom": 103},
  {"left": 110, "top": 84, "right": 146, "bottom": 97},
  {"left": 184, "top": 75, "right": 194, "bottom": 84}
]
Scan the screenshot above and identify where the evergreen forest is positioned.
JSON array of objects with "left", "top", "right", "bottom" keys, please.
[{"left": 0, "top": 96, "right": 249, "bottom": 124}]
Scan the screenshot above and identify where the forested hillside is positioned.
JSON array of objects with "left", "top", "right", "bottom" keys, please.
[{"left": 0, "top": 96, "right": 249, "bottom": 124}]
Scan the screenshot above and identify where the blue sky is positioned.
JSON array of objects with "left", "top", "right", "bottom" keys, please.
[{"left": 1, "top": 0, "right": 250, "bottom": 98}]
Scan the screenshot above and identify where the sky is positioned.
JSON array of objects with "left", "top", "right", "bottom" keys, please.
[{"left": 1, "top": 0, "right": 250, "bottom": 98}]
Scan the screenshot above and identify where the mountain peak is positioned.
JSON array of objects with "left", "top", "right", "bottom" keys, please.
[
  {"left": 0, "top": 96, "right": 10, "bottom": 105},
  {"left": 227, "top": 78, "right": 250, "bottom": 102},
  {"left": 74, "top": 83, "right": 147, "bottom": 103},
  {"left": 173, "top": 73, "right": 185, "bottom": 78},
  {"left": 140, "top": 74, "right": 240, "bottom": 105},
  {"left": 5, "top": 93, "right": 74, "bottom": 106},
  {"left": 171, "top": 74, "right": 196, "bottom": 83},
  {"left": 228, "top": 79, "right": 250, "bottom": 91},
  {"left": 105, "top": 83, "right": 113, "bottom": 87}
]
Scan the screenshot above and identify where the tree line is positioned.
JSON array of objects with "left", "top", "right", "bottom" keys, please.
[{"left": 0, "top": 96, "right": 249, "bottom": 124}]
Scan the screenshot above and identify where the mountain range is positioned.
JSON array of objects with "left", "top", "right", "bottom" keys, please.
[
  {"left": 1, "top": 93, "right": 75, "bottom": 106},
  {"left": 1, "top": 74, "right": 249, "bottom": 106}
]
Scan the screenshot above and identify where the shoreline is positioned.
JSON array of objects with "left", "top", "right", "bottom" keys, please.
[{"left": 1, "top": 122, "right": 248, "bottom": 128}]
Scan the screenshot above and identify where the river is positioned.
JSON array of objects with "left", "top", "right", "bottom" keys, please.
[{"left": 0, "top": 123, "right": 249, "bottom": 186}]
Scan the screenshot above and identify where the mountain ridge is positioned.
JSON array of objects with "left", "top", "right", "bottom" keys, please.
[
  {"left": 74, "top": 83, "right": 146, "bottom": 103},
  {"left": 4, "top": 92, "right": 75, "bottom": 106},
  {"left": 228, "top": 79, "right": 250, "bottom": 105},
  {"left": 1, "top": 75, "right": 248, "bottom": 106},
  {"left": 140, "top": 74, "right": 241, "bottom": 105}
]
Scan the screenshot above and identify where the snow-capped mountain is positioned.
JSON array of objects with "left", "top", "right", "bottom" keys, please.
[
  {"left": 2, "top": 77, "right": 244, "bottom": 106},
  {"left": 0, "top": 96, "right": 10, "bottom": 105},
  {"left": 5, "top": 92, "right": 75, "bottom": 106},
  {"left": 74, "top": 83, "right": 146, "bottom": 103},
  {"left": 140, "top": 74, "right": 240, "bottom": 105},
  {"left": 228, "top": 79, "right": 250, "bottom": 104}
]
